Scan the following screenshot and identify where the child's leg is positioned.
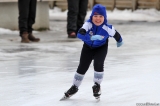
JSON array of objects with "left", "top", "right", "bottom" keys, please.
[
  {"left": 73, "top": 44, "right": 93, "bottom": 87},
  {"left": 93, "top": 71, "right": 104, "bottom": 84},
  {"left": 92, "top": 44, "right": 108, "bottom": 97},
  {"left": 93, "top": 43, "right": 108, "bottom": 84},
  {"left": 64, "top": 44, "right": 93, "bottom": 98},
  {"left": 73, "top": 72, "right": 84, "bottom": 87},
  {"left": 77, "top": 44, "right": 93, "bottom": 75},
  {"left": 92, "top": 71, "right": 104, "bottom": 98}
]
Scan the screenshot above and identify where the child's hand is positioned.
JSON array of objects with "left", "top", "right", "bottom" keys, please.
[
  {"left": 91, "top": 35, "right": 104, "bottom": 40},
  {"left": 117, "top": 41, "right": 123, "bottom": 47}
]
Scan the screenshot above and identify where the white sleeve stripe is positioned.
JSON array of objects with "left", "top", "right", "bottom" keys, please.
[
  {"left": 82, "top": 22, "right": 92, "bottom": 32},
  {"left": 102, "top": 25, "right": 116, "bottom": 37}
]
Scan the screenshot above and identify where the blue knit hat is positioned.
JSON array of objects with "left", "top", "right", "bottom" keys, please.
[{"left": 90, "top": 4, "right": 107, "bottom": 23}]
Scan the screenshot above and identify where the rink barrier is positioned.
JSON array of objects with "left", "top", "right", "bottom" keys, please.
[{"left": 49, "top": 0, "right": 160, "bottom": 11}]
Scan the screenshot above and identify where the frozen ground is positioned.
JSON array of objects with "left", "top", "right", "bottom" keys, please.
[{"left": 0, "top": 21, "right": 160, "bottom": 106}]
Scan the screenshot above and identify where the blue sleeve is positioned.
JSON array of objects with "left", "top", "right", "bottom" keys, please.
[
  {"left": 77, "top": 28, "right": 91, "bottom": 41},
  {"left": 77, "top": 33, "right": 91, "bottom": 41}
]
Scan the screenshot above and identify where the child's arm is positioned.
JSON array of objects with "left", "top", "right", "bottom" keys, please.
[
  {"left": 78, "top": 28, "right": 104, "bottom": 41},
  {"left": 113, "top": 30, "right": 122, "bottom": 42},
  {"left": 104, "top": 24, "right": 123, "bottom": 47},
  {"left": 77, "top": 28, "right": 91, "bottom": 41},
  {"left": 113, "top": 30, "right": 123, "bottom": 47},
  {"left": 77, "top": 21, "right": 92, "bottom": 41}
]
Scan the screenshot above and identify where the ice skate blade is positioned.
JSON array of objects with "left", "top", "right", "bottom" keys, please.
[
  {"left": 95, "top": 97, "right": 100, "bottom": 102},
  {"left": 60, "top": 95, "right": 70, "bottom": 101}
]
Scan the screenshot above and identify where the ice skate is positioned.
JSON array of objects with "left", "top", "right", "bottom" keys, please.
[
  {"left": 60, "top": 85, "right": 78, "bottom": 101},
  {"left": 92, "top": 82, "right": 101, "bottom": 101}
]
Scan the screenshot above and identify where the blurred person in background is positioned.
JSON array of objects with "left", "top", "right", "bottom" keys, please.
[
  {"left": 67, "top": 0, "right": 88, "bottom": 38},
  {"left": 18, "top": 0, "right": 40, "bottom": 43}
]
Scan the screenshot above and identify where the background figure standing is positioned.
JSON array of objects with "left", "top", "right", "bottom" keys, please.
[
  {"left": 18, "top": 0, "right": 40, "bottom": 43},
  {"left": 67, "top": 0, "right": 88, "bottom": 38}
]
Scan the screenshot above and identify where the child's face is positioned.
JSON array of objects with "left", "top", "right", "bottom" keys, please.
[{"left": 92, "top": 15, "right": 104, "bottom": 26}]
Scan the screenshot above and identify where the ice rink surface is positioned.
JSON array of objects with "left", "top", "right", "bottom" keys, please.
[{"left": 0, "top": 21, "right": 160, "bottom": 106}]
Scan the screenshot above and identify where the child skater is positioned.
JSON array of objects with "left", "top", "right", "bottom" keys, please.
[{"left": 61, "top": 4, "right": 123, "bottom": 100}]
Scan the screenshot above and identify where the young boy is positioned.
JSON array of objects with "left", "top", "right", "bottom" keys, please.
[{"left": 61, "top": 4, "right": 123, "bottom": 100}]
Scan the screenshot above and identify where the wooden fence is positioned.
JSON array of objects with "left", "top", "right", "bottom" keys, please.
[{"left": 49, "top": 0, "right": 160, "bottom": 11}]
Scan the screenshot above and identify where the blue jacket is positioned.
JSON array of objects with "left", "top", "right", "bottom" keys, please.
[{"left": 77, "top": 4, "right": 122, "bottom": 48}]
